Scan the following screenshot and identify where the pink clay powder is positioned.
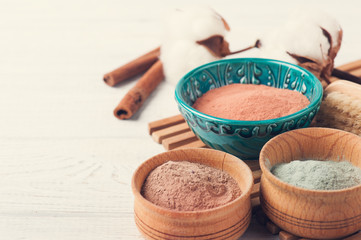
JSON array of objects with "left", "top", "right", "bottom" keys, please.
[
  {"left": 192, "top": 84, "right": 310, "bottom": 121},
  {"left": 141, "top": 161, "right": 241, "bottom": 211}
]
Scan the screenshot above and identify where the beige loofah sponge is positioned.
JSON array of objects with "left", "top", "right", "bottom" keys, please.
[{"left": 316, "top": 80, "right": 361, "bottom": 136}]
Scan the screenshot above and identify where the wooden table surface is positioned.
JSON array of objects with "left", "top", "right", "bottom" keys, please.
[{"left": 1, "top": 0, "right": 360, "bottom": 239}]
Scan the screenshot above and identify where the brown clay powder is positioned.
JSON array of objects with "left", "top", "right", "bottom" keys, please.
[
  {"left": 192, "top": 84, "right": 310, "bottom": 121},
  {"left": 141, "top": 161, "right": 242, "bottom": 211}
]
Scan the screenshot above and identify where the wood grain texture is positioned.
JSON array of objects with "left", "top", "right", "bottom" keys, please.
[
  {"left": 337, "top": 59, "right": 361, "bottom": 72},
  {"left": 343, "top": 231, "right": 361, "bottom": 240},
  {"left": 148, "top": 115, "right": 185, "bottom": 134},
  {"left": 252, "top": 169, "right": 262, "bottom": 183},
  {"left": 173, "top": 139, "right": 208, "bottom": 149},
  {"left": 349, "top": 67, "right": 361, "bottom": 77},
  {"left": 162, "top": 131, "right": 199, "bottom": 150},
  {"left": 279, "top": 231, "right": 300, "bottom": 240},
  {"left": 266, "top": 221, "right": 281, "bottom": 235},
  {"left": 132, "top": 148, "right": 253, "bottom": 240},
  {"left": 259, "top": 128, "right": 361, "bottom": 239},
  {"left": 251, "top": 183, "right": 260, "bottom": 198},
  {"left": 152, "top": 122, "right": 190, "bottom": 143}
]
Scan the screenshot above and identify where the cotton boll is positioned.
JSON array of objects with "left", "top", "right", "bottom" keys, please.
[
  {"left": 162, "top": 8, "right": 193, "bottom": 41},
  {"left": 258, "top": 25, "right": 283, "bottom": 53},
  {"left": 259, "top": 47, "right": 297, "bottom": 65},
  {"left": 291, "top": 8, "right": 342, "bottom": 48},
  {"left": 283, "top": 22, "right": 330, "bottom": 63},
  {"left": 163, "top": 6, "right": 228, "bottom": 42},
  {"left": 161, "top": 40, "right": 218, "bottom": 85},
  {"left": 260, "top": 17, "right": 331, "bottom": 64},
  {"left": 191, "top": 11, "right": 228, "bottom": 42},
  {"left": 161, "top": 5, "right": 230, "bottom": 86},
  {"left": 257, "top": 31, "right": 294, "bottom": 64},
  {"left": 259, "top": 9, "right": 342, "bottom": 84},
  {"left": 285, "top": 8, "right": 342, "bottom": 66}
]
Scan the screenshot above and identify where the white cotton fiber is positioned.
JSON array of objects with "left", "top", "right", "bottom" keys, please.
[
  {"left": 160, "top": 5, "right": 229, "bottom": 85},
  {"left": 259, "top": 8, "right": 341, "bottom": 64},
  {"left": 163, "top": 5, "right": 228, "bottom": 42},
  {"left": 282, "top": 21, "right": 330, "bottom": 62},
  {"left": 296, "top": 8, "right": 342, "bottom": 48},
  {"left": 161, "top": 40, "right": 219, "bottom": 85}
]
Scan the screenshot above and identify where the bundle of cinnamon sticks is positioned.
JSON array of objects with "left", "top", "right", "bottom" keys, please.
[{"left": 104, "top": 47, "right": 163, "bottom": 120}]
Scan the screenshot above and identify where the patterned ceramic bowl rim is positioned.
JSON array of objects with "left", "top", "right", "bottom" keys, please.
[{"left": 175, "top": 58, "right": 323, "bottom": 126}]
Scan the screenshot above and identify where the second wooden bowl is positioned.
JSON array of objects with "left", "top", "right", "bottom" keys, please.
[
  {"left": 132, "top": 148, "right": 254, "bottom": 240},
  {"left": 259, "top": 127, "right": 361, "bottom": 239}
]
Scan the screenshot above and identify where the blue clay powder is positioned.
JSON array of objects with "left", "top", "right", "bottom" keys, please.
[{"left": 271, "top": 160, "right": 361, "bottom": 190}]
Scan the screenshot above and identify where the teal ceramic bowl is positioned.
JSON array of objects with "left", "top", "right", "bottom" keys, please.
[{"left": 175, "top": 58, "right": 323, "bottom": 160}]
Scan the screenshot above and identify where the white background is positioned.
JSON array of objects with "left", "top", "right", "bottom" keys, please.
[{"left": 0, "top": 0, "right": 360, "bottom": 239}]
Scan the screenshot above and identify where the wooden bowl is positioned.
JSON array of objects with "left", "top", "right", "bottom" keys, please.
[
  {"left": 131, "top": 148, "right": 254, "bottom": 240},
  {"left": 259, "top": 127, "right": 361, "bottom": 239}
]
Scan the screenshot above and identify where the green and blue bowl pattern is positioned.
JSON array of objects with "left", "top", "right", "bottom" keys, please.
[{"left": 175, "top": 58, "right": 323, "bottom": 160}]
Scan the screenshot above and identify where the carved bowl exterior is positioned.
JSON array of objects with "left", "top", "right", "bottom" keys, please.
[{"left": 175, "top": 58, "right": 323, "bottom": 160}]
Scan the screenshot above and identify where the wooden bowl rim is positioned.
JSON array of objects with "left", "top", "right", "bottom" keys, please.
[
  {"left": 259, "top": 127, "right": 361, "bottom": 196},
  {"left": 131, "top": 148, "right": 254, "bottom": 216}
]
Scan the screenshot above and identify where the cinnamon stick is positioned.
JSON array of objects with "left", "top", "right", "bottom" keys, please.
[
  {"left": 331, "top": 68, "right": 361, "bottom": 85},
  {"left": 113, "top": 60, "right": 164, "bottom": 120},
  {"left": 103, "top": 47, "right": 160, "bottom": 86}
]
